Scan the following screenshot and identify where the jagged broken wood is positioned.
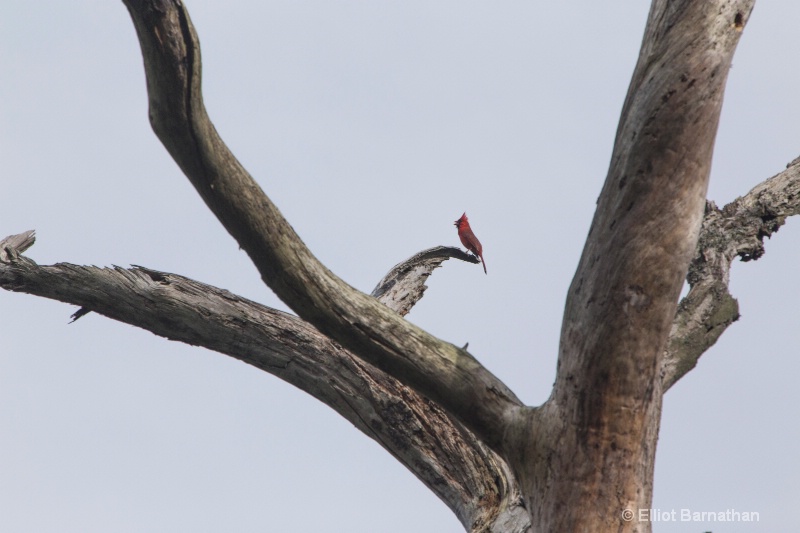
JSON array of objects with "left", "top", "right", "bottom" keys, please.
[
  {"left": 662, "top": 156, "right": 800, "bottom": 390},
  {"left": 4, "top": 145, "right": 797, "bottom": 527},
  {"left": 4, "top": 0, "right": 786, "bottom": 531},
  {"left": 122, "top": 0, "right": 523, "bottom": 455},
  {"left": 0, "top": 229, "right": 35, "bottom": 262},
  {"left": 0, "top": 239, "right": 528, "bottom": 532},
  {"left": 372, "top": 246, "right": 479, "bottom": 316}
]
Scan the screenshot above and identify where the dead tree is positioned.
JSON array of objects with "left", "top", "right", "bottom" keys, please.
[{"left": 4, "top": 1, "right": 798, "bottom": 531}]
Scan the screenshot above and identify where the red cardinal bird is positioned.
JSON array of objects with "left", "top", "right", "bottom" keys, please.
[{"left": 454, "top": 212, "right": 487, "bottom": 274}]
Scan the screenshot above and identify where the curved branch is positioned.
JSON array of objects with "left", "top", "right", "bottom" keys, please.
[
  {"left": 371, "top": 246, "right": 478, "bottom": 316},
  {"left": 0, "top": 229, "right": 35, "bottom": 261},
  {"left": 663, "top": 156, "right": 800, "bottom": 390},
  {"left": 121, "top": 0, "right": 522, "bottom": 452},
  {"left": 0, "top": 234, "right": 529, "bottom": 532}
]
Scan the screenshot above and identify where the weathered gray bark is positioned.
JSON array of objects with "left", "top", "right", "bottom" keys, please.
[
  {"left": 4, "top": 147, "right": 797, "bottom": 530},
  {"left": 7, "top": 0, "right": 797, "bottom": 531},
  {"left": 0, "top": 238, "right": 528, "bottom": 531},
  {"left": 121, "top": 0, "right": 523, "bottom": 457},
  {"left": 372, "top": 246, "right": 480, "bottom": 316},
  {"left": 505, "top": 1, "right": 753, "bottom": 530},
  {"left": 663, "top": 157, "right": 800, "bottom": 390}
]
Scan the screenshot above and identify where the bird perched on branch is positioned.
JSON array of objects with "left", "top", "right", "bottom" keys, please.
[{"left": 454, "top": 212, "right": 487, "bottom": 274}]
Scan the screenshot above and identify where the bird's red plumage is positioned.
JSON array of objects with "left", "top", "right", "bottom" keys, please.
[{"left": 454, "top": 213, "right": 487, "bottom": 274}]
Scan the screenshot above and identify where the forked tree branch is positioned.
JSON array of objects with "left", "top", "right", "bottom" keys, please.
[
  {"left": 554, "top": 0, "right": 752, "bottom": 411},
  {"left": 3, "top": 1, "right": 785, "bottom": 531},
  {"left": 514, "top": 2, "right": 755, "bottom": 529},
  {"left": 663, "top": 156, "right": 800, "bottom": 390},
  {"left": 5, "top": 151, "right": 795, "bottom": 529},
  {"left": 121, "top": 0, "right": 522, "bottom": 453},
  {"left": 0, "top": 240, "right": 528, "bottom": 532}
]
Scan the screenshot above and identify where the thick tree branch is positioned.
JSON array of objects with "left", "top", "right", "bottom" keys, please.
[
  {"left": 505, "top": 2, "right": 755, "bottom": 531},
  {"left": 0, "top": 236, "right": 528, "bottom": 532},
  {"left": 555, "top": 0, "right": 752, "bottom": 415},
  {"left": 663, "top": 156, "right": 800, "bottom": 390},
  {"left": 121, "top": 0, "right": 522, "bottom": 452},
  {"left": 4, "top": 1, "right": 789, "bottom": 531}
]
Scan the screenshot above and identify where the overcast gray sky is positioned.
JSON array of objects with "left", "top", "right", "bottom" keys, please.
[{"left": 2, "top": 2, "right": 799, "bottom": 532}]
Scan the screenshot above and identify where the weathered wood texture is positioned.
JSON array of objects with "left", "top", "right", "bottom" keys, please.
[
  {"left": 0, "top": 230, "right": 35, "bottom": 261},
  {"left": 372, "top": 246, "right": 479, "bottom": 316},
  {"left": 512, "top": 1, "right": 755, "bottom": 531},
  {"left": 0, "top": 239, "right": 527, "bottom": 532},
  {"left": 7, "top": 0, "right": 797, "bottom": 531},
  {"left": 664, "top": 157, "right": 800, "bottom": 390},
  {"left": 5, "top": 148, "right": 797, "bottom": 530},
  {"left": 121, "top": 0, "right": 522, "bottom": 453}
]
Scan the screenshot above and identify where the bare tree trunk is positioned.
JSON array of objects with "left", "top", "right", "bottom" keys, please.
[
  {"left": 10, "top": 1, "right": 799, "bottom": 532},
  {"left": 6, "top": 154, "right": 800, "bottom": 532},
  {"left": 503, "top": 2, "right": 753, "bottom": 530}
]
